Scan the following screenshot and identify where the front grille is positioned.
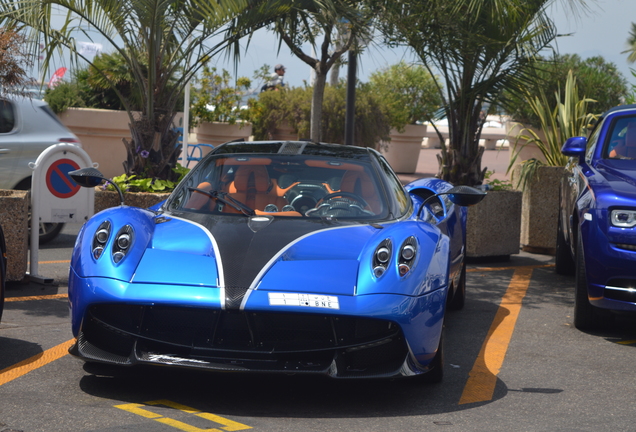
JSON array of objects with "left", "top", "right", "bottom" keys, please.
[{"left": 80, "top": 304, "right": 407, "bottom": 377}]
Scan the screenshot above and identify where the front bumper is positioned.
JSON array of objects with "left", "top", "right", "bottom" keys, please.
[
  {"left": 68, "top": 272, "right": 447, "bottom": 378},
  {"left": 584, "top": 221, "right": 636, "bottom": 311}
]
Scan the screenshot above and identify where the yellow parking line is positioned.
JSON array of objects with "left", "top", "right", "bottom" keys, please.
[
  {"left": 459, "top": 267, "right": 533, "bottom": 404},
  {"left": 0, "top": 339, "right": 75, "bottom": 386},
  {"left": 36, "top": 260, "right": 71, "bottom": 264},
  {"left": 6, "top": 293, "right": 67, "bottom": 302},
  {"left": 468, "top": 264, "right": 553, "bottom": 273}
]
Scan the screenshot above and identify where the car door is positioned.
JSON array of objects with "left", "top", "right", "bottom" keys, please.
[{"left": 0, "top": 100, "right": 22, "bottom": 189}]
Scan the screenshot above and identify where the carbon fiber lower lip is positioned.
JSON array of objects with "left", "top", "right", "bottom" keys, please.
[{"left": 70, "top": 330, "right": 413, "bottom": 379}]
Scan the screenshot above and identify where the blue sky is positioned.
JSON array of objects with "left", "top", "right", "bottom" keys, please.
[
  {"left": 42, "top": 0, "right": 636, "bottom": 90},
  {"left": 211, "top": 0, "right": 636, "bottom": 89}
]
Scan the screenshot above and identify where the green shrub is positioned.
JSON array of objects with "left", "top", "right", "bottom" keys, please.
[
  {"left": 368, "top": 61, "right": 442, "bottom": 131},
  {"left": 190, "top": 65, "right": 251, "bottom": 126},
  {"left": 248, "top": 83, "right": 390, "bottom": 148}
]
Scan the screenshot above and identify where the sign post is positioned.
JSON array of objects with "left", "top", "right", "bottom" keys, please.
[{"left": 29, "top": 143, "right": 96, "bottom": 283}]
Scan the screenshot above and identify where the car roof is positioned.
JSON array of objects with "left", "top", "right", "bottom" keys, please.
[
  {"left": 602, "top": 104, "right": 636, "bottom": 117},
  {"left": 212, "top": 141, "right": 376, "bottom": 161}
]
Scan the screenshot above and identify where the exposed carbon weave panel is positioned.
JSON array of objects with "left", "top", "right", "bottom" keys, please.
[{"left": 168, "top": 211, "right": 350, "bottom": 309}]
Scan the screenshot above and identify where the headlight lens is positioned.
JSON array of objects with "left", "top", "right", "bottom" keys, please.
[
  {"left": 112, "top": 225, "right": 134, "bottom": 263},
  {"left": 398, "top": 237, "right": 417, "bottom": 277},
  {"left": 373, "top": 239, "right": 392, "bottom": 278},
  {"left": 611, "top": 210, "right": 636, "bottom": 228},
  {"left": 92, "top": 221, "right": 111, "bottom": 260}
]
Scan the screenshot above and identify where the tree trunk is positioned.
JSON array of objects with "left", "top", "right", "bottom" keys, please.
[{"left": 310, "top": 71, "right": 328, "bottom": 142}]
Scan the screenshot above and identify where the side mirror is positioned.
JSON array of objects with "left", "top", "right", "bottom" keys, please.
[
  {"left": 69, "top": 167, "right": 125, "bottom": 206},
  {"left": 417, "top": 185, "right": 486, "bottom": 219},
  {"left": 445, "top": 185, "right": 487, "bottom": 207},
  {"left": 561, "top": 136, "right": 587, "bottom": 158}
]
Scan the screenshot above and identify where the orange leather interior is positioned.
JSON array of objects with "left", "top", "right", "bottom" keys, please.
[
  {"left": 339, "top": 170, "right": 381, "bottom": 213},
  {"left": 226, "top": 165, "right": 289, "bottom": 212}
]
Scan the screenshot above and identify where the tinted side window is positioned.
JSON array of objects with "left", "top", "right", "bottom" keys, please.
[
  {"left": 0, "top": 100, "right": 15, "bottom": 133},
  {"left": 603, "top": 115, "right": 636, "bottom": 159},
  {"left": 376, "top": 155, "right": 410, "bottom": 216}
]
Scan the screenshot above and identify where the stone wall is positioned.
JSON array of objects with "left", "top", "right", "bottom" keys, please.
[{"left": 0, "top": 190, "right": 29, "bottom": 281}]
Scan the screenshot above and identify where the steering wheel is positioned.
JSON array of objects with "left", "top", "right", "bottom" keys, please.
[{"left": 317, "top": 192, "right": 369, "bottom": 209}]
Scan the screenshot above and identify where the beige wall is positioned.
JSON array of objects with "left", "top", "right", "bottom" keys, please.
[{"left": 58, "top": 108, "right": 186, "bottom": 179}]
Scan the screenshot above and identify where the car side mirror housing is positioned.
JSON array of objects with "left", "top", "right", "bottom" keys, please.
[
  {"left": 69, "top": 167, "right": 125, "bottom": 206},
  {"left": 417, "top": 185, "right": 486, "bottom": 219},
  {"left": 561, "top": 136, "right": 587, "bottom": 158},
  {"left": 445, "top": 185, "right": 487, "bottom": 207}
]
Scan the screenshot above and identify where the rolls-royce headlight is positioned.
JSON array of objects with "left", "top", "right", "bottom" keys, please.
[
  {"left": 611, "top": 210, "right": 636, "bottom": 228},
  {"left": 112, "top": 225, "right": 134, "bottom": 263}
]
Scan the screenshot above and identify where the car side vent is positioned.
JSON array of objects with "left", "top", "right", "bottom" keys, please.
[{"left": 278, "top": 142, "right": 307, "bottom": 155}]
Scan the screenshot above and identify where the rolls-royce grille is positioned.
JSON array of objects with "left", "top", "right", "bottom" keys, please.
[{"left": 80, "top": 304, "right": 407, "bottom": 377}]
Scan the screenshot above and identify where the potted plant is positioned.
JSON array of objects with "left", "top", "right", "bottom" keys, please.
[
  {"left": 368, "top": 62, "right": 442, "bottom": 173},
  {"left": 190, "top": 65, "right": 253, "bottom": 149},
  {"left": 507, "top": 71, "right": 598, "bottom": 253},
  {"left": 465, "top": 172, "right": 522, "bottom": 259}
]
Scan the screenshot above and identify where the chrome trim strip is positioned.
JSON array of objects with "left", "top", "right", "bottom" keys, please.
[{"left": 605, "top": 285, "right": 636, "bottom": 292}]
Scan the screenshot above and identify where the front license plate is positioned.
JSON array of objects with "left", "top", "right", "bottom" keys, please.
[{"left": 268, "top": 293, "right": 340, "bottom": 309}]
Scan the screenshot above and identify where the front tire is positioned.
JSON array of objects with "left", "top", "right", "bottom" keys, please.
[
  {"left": 555, "top": 216, "right": 575, "bottom": 275},
  {"left": 420, "top": 329, "right": 444, "bottom": 383},
  {"left": 573, "top": 233, "right": 600, "bottom": 330},
  {"left": 448, "top": 261, "right": 466, "bottom": 310},
  {"left": 0, "top": 224, "right": 6, "bottom": 322}
]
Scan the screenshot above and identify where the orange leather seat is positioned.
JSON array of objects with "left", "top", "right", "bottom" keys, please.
[
  {"left": 339, "top": 170, "right": 382, "bottom": 213},
  {"left": 227, "top": 165, "right": 288, "bottom": 212}
]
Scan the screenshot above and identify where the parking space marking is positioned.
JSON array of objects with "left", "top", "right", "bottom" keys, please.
[
  {"left": 467, "top": 264, "right": 553, "bottom": 273},
  {"left": 459, "top": 266, "right": 534, "bottom": 405},
  {"left": 6, "top": 293, "right": 67, "bottom": 302},
  {"left": 116, "top": 400, "right": 252, "bottom": 431},
  {"left": 0, "top": 339, "right": 74, "bottom": 386}
]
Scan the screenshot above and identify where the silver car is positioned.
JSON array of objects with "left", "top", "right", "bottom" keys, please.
[{"left": 0, "top": 97, "right": 81, "bottom": 242}]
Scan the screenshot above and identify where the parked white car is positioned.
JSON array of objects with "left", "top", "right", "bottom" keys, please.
[{"left": 0, "top": 97, "right": 81, "bottom": 242}]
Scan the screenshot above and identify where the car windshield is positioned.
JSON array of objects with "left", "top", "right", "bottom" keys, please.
[{"left": 166, "top": 154, "right": 389, "bottom": 219}]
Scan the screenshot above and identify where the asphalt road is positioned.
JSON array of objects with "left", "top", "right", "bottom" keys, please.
[{"left": 2, "top": 223, "right": 636, "bottom": 432}]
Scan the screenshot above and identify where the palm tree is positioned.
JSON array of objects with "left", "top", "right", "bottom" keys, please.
[
  {"left": 623, "top": 22, "right": 636, "bottom": 64},
  {"left": 0, "top": 0, "right": 296, "bottom": 180},
  {"left": 371, "top": 0, "right": 588, "bottom": 186}
]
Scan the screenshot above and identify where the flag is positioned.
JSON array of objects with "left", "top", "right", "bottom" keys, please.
[
  {"left": 48, "top": 67, "right": 67, "bottom": 88},
  {"left": 77, "top": 41, "right": 103, "bottom": 57}
]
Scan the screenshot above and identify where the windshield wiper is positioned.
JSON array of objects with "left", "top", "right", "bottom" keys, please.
[{"left": 188, "top": 187, "right": 255, "bottom": 216}]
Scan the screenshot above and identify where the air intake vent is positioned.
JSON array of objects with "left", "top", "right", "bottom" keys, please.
[{"left": 278, "top": 142, "right": 306, "bottom": 155}]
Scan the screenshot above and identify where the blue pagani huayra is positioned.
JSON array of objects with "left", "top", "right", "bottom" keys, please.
[
  {"left": 68, "top": 141, "right": 484, "bottom": 382},
  {"left": 558, "top": 105, "right": 636, "bottom": 330}
]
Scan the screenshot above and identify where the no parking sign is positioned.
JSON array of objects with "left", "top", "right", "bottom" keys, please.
[
  {"left": 31, "top": 143, "right": 96, "bottom": 224},
  {"left": 29, "top": 143, "right": 97, "bottom": 282},
  {"left": 46, "top": 158, "right": 82, "bottom": 198}
]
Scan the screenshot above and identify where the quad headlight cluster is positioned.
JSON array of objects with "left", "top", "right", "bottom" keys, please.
[
  {"left": 372, "top": 236, "right": 417, "bottom": 278},
  {"left": 611, "top": 210, "right": 636, "bottom": 228},
  {"left": 91, "top": 221, "right": 134, "bottom": 263}
]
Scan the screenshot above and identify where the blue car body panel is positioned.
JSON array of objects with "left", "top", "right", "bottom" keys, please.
[
  {"left": 560, "top": 105, "right": 636, "bottom": 313},
  {"left": 68, "top": 142, "right": 470, "bottom": 379}
]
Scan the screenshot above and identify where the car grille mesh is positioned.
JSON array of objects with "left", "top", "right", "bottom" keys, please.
[{"left": 80, "top": 304, "right": 407, "bottom": 377}]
